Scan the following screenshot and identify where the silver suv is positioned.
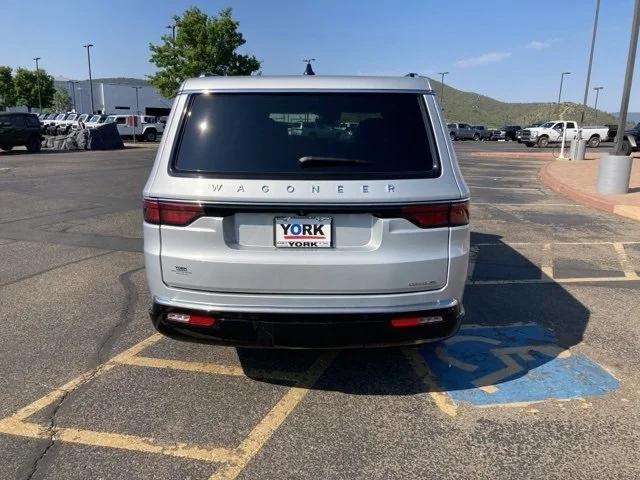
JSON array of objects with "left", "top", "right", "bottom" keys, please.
[{"left": 143, "top": 75, "right": 470, "bottom": 348}]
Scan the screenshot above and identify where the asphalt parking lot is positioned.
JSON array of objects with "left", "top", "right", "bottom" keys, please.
[{"left": 1, "top": 141, "right": 639, "bottom": 479}]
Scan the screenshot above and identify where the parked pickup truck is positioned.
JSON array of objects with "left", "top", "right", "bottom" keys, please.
[
  {"left": 520, "top": 120, "right": 609, "bottom": 148},
  {"left": 448, "top": 123, "right": 478, "bottom": 141},
  {"left": 472, "top": 125, "right": 492, "bottom": 140},
  {"left": 105, "top": 115, "right": 164, "bottom": 142}
]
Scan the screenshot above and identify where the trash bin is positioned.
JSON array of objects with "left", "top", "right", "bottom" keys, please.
[{"left": 570, "top": 139, "right": 588, "bottom": 161}]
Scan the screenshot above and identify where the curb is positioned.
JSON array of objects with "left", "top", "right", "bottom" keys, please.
[{"left": 539, "top": 162, "right": 640, "bottom": 221}]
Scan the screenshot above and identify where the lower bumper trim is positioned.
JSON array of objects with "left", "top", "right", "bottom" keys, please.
[{"left": 149, "top": 302, "right": 463, "bottom": 349}]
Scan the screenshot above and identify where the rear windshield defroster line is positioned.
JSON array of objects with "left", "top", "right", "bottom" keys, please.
[{"left": 169, "top": 92, "right": 441, "bottom": 180}]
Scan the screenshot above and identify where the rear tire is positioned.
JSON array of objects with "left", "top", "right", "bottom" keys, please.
[
  {"left": 473, "top": 133, "right": 480, "bottom": 141},
  {"left": 26, "top": 136, "right": 41, "bottom": 153},
  {"left": 450, "top": 132, "right": 456, "bottom": 141},
  {"left": 622, "top": 139, "right": 633, "bottom": 156},
  {"left": 144, "top": 129, "right": 157, "bottom": 142},
  {"left": 537, "top": 136, "right": 549, "bottom": 148},
  {"left": 588, "top": 135, "right": 601, "bottom": 148}
]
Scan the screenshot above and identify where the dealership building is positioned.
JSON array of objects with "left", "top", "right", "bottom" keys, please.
[{"left": 63, "top": 80, "right": 173, "bottom": 117}]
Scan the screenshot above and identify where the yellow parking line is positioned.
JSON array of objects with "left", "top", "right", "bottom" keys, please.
[
  {"left": 0, "top": 417, "right": 233, "bottom": 463},
  {"left": 11, "top": 334, "right": 163, "bottom": 421},
  {"left": 117, "top": 355, "right": 304, "bottom": 383},
  {"left": 541, "top": 243, "right": 554, "bottom": 278},
  {"left": 210, "top": 351, "right": 337, "bottom": 480},
  {"left": 402, "top": 348, "right": 457, "bottom": 417},
  {"left": 613, "top": 242, "right": 640, "bottom": 280},
  {"left": 12, "top": 365, "right": 117, "bottom": 421}
]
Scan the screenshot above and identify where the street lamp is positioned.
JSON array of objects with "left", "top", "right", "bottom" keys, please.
[
  {"left": 33, "top": 57, "right": 42, "bottom": 112},
  {"left": 166, "top": 23, "right": 176, "bottom": 40},
  {"left": 132, "top": 86, "right": 142, "bottom": 142},
  {"left": 593, "top": 86, "right": 604, "bottom": 124},
  {"left": 557, "top": 72, "right": 571, "bottom": 104},
  {"left": 83, "top": 43, "right": 95, "bottom": 113},
  {"left": 437, "top": 72, "right": 449, "bottom": 110},
  {"left": 573, "top": 0, "right": 601, "bottom": 161},
  {"left": 597, "top": 0, "right": 640, "bottom": 194}
]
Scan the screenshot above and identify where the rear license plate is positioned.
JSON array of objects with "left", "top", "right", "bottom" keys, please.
[{"left": 274, "top": 217, "right": 332, "bottom": 248}]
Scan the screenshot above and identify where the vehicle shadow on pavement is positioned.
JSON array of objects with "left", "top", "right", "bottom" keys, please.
[{"left": 237, "top": 231, "right": 591, "bottom": 397}]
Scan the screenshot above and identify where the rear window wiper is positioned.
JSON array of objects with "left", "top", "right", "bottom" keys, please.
[{"left": 298, "top": 156, "right": 370, "bottom": 168}]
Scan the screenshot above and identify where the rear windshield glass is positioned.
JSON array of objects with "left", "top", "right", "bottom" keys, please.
[{"left": 172, "top": 93, "right": 438, "bottom": 179}]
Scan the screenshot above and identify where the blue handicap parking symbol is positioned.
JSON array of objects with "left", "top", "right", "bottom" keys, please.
[{"left": 420, "top": 324, "right": 619, "bottom": 406}]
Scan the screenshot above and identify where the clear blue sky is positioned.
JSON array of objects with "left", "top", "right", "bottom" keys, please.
[{"left": 1, "top": 0, "right": 638, "bottom": 111}]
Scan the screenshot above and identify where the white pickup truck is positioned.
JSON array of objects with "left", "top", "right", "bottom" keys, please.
[
  {"left": 520, "top": 120, "right": 608, "bottom": 148},
  {"left": 105, "top": 115, "right": 164, "bottom": 142}
]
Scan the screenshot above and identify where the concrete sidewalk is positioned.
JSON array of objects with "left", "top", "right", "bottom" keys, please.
[{"left": 540, "top": 157, "right": 640, "bottom": 221}]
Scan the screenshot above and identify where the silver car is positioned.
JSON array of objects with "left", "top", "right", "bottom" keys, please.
[{"left": 143, "top": 75, "right": 470, "bottom": 348}]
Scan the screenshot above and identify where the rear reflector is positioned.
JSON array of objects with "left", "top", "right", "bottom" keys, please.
[
  {"left": 390, "top": 316, "right": 443, "bottom": 328},
  {"left": 401, "top": 201, "right": 469, "bottom": 228},
  {"left": 166, "top": 311, "right": 216, "bottom": 327},
  {"left": 144, "top": 199, "right": 205, "bottom": 226}
]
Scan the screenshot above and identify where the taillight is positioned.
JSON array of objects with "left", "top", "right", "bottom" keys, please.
[
  {"left": 390, "top": 315, "right": 443, "bottom": 328},
  {"left": 449, "top": 201, "right": 470, "bottom": 226},
  {"left": 401, "top": 201, "right": 469, "bottom": 228},
  {"left": 143, "top": 199, "right": 160, "bottom": 224},
  {"left": 166, "top": 311, "right": 216, "bottom": 327},
  {"left": 143, "top": 199, "right": 204, "bottom": 226}
]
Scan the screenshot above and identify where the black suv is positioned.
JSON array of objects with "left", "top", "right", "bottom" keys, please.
[{"left": 0, "top": 112, "right": 43, "bottom": 153}]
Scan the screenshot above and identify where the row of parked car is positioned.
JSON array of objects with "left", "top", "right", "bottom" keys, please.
[
  {"left": 37, "top": 112, "right": 165, "bottom": 142},
  {"left": 447, "top": 123, "right": 522, "bottom": 142},
  {"left": 447, "top": 121, "right": 619, "bottom": 148}
]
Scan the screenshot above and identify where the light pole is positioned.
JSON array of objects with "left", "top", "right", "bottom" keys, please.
[
  {"left": 83, "top": 43, "right": 95, "bottom": 113},
  {"left": 438, "top": 72, "right": 449, "bottom": 110},
  {"left": 557, "top": 72, "right": 571, "bottom": 104},
  {"left": 33, "top": 57, "right": 42, "bottom": 112},
  {"left": 593, "top": 86, "right": 604, "bottom": 124},
  {"left": 166, "top": 24, "right": 176, "bottom": 40},
  {"left": 580, "top": 0, "right": 601, "bottom": 126},
  {"left": 597, "top": 0, "right": 640, "bottom": 194},
  {"left": 132, "top": 86, "right": 142, "bottom": 142},
  {"left": 573, "top": 0, "right": 601, "bottom": 161}
]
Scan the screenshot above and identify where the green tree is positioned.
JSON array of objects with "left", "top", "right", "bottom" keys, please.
[
  {"left": 148, "top": 7, "right": 260, "bottom": 98},
  {"left": 52, "top": 87, "right": 72, "bottom": 111},
  {"left": 0, "top": 66, "right": 16, "bottom": 109},
  {"left": 14, "top": 67, "right": 55, "bottom": 111}
]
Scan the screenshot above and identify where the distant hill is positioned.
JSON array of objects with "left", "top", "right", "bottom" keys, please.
[{"left": 430, "top": 78, "right": 618, "bottom": 128}]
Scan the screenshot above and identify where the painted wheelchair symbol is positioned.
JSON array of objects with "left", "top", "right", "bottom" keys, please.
[{"left": 420, "top": 324, "right": 618, "bottom": 406}]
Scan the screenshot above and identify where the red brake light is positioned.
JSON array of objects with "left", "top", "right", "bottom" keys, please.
[
  {"left": 166, "top": 311, "right": 216, "bottom": 327},
  {"left": 143, "top": 199, "right": 160, "bottom": 224},
  {"left": 390, "top": 315, "right": 443, "bottom": 328},
  {"left": 401, "top": 204, "right": 450, "bottom": 228},
  {"left": 143, "top": 199, "right": 204, "bottom": 226},
  {"left": 401, "top": 201, "right": 469, "bottom": 228},
  {"left": 450, "top": 201, "right": 470, "bottom": 226}
]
